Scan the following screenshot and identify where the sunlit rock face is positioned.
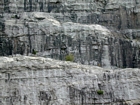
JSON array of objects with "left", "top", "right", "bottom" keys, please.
[
  {"left": 0, "top": 0, "right": 139, "bottom": 29},
  {"left": 1, "top": 12, "right": 140, "bottom": 68},
  {"left": 0, "top": 56, "right": 140, "bottom": 105},
  {"left": 0, "top": 0, "right": 140, "bottom": 68}
]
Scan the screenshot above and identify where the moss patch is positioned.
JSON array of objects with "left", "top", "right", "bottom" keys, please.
[
  {"left": 65, "top": 54, "right": 74, "bottom": 61},
  {"left": 97, "top": 90, "right": 104, "bottom": 95}
]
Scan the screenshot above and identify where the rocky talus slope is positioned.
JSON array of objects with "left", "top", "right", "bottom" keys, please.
[
  {"left": 0, "top": 55, "right": 140, "bottom": 105},
  {"left": 0, "top": 0, "right": 140, "bottom": 68}
]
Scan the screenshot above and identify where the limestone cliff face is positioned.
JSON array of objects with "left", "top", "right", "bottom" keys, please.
[
  {"left": 0, "top": 56, "right": 140, "bottom": 105},
  {"left": 0, "top": 0, "right": 140, "bottom": 29},
  {"left": 0, "top": 0, "right": 140, "bottom": 68}
]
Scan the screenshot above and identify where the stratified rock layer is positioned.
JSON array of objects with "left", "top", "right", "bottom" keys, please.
[
  {"left": 0, "top": 0, "right": 140, "bottom": 29},
  {"left": 0, "top": 0, "right": 140, "bottom": 68},
  {"left": 0, "top": 56, "right": 140, "bottom": 105},
  {"left": 1, "top": 12, "right": 140, "bottom": 68}
]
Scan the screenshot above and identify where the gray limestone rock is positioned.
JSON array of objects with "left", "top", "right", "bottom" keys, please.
[
  {"left": 0, "top": 1, "right": 140, "bottom": 105},
  {"left": 0, "top": 12, "right": 140, "bottom": 68},
  {"left": 0, "top": 55, "right": 140, "bottom": 105},
  {"left": 0, "top": 0, "right": 140, "bottom": 69}
]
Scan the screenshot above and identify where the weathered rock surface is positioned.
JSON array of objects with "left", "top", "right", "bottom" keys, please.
[
  {"left": 0, "top": 0, "right": 140, "bottom": 68},
  {"left": 0, "top": 55, "right": 140, "bottom": 105},
  {"left": 1, "top": 12, "right": 140, "bottom": 68},
  {"left": 1, "top": 0, "right": 140, "bottom": 29}
]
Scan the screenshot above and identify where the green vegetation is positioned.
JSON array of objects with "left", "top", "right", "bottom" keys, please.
[
  {"left": 97, "top": 90, "right": 104, "bottom": 95},
  {"left": 32, "top": 49, "right": 37, "bottom": 55},
  {"left": 65, "top": 54, "right": 74, "bottom": 61}
]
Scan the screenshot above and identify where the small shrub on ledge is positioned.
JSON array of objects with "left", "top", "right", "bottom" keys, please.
[
  {"left": 65, "top": 54, "right": 74, "bottom": 62},
  {"left": 97, "top": 90, "right": 104, "bottom": 95},
  {"left": 32, "top": 49, "right": 37, "bottom": 55}
]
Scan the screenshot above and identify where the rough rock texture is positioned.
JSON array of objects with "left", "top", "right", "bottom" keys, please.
[
  {"left": 0, "top": 55, "right": 140, "bottom": 105},
  {"left": 0, "top": 0, "right": 140, "bottom": 68},
  {"left": 0, "top": 0, "right": 140, "bottom": 29}
]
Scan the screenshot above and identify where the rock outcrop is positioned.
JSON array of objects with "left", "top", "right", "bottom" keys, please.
[
  {"left": 0, "top": 55, "right": 140, "bottom": 105},
  {"left": 1, "top": 0, "right": 140, "bottom": 29},
  {"left": 0, "top": 0, "right": 140, "bottom": 68}
]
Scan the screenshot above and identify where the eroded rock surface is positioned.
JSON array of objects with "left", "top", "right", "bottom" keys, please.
[
  {"left": 0, "top": 56, "right": 140, "bottom": 105},
  {"left": 0, "top": 0, "right": 140, "bottom": 29},
  {"left": 0, "top": 0, "right": 140, "bottom": 68}
]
